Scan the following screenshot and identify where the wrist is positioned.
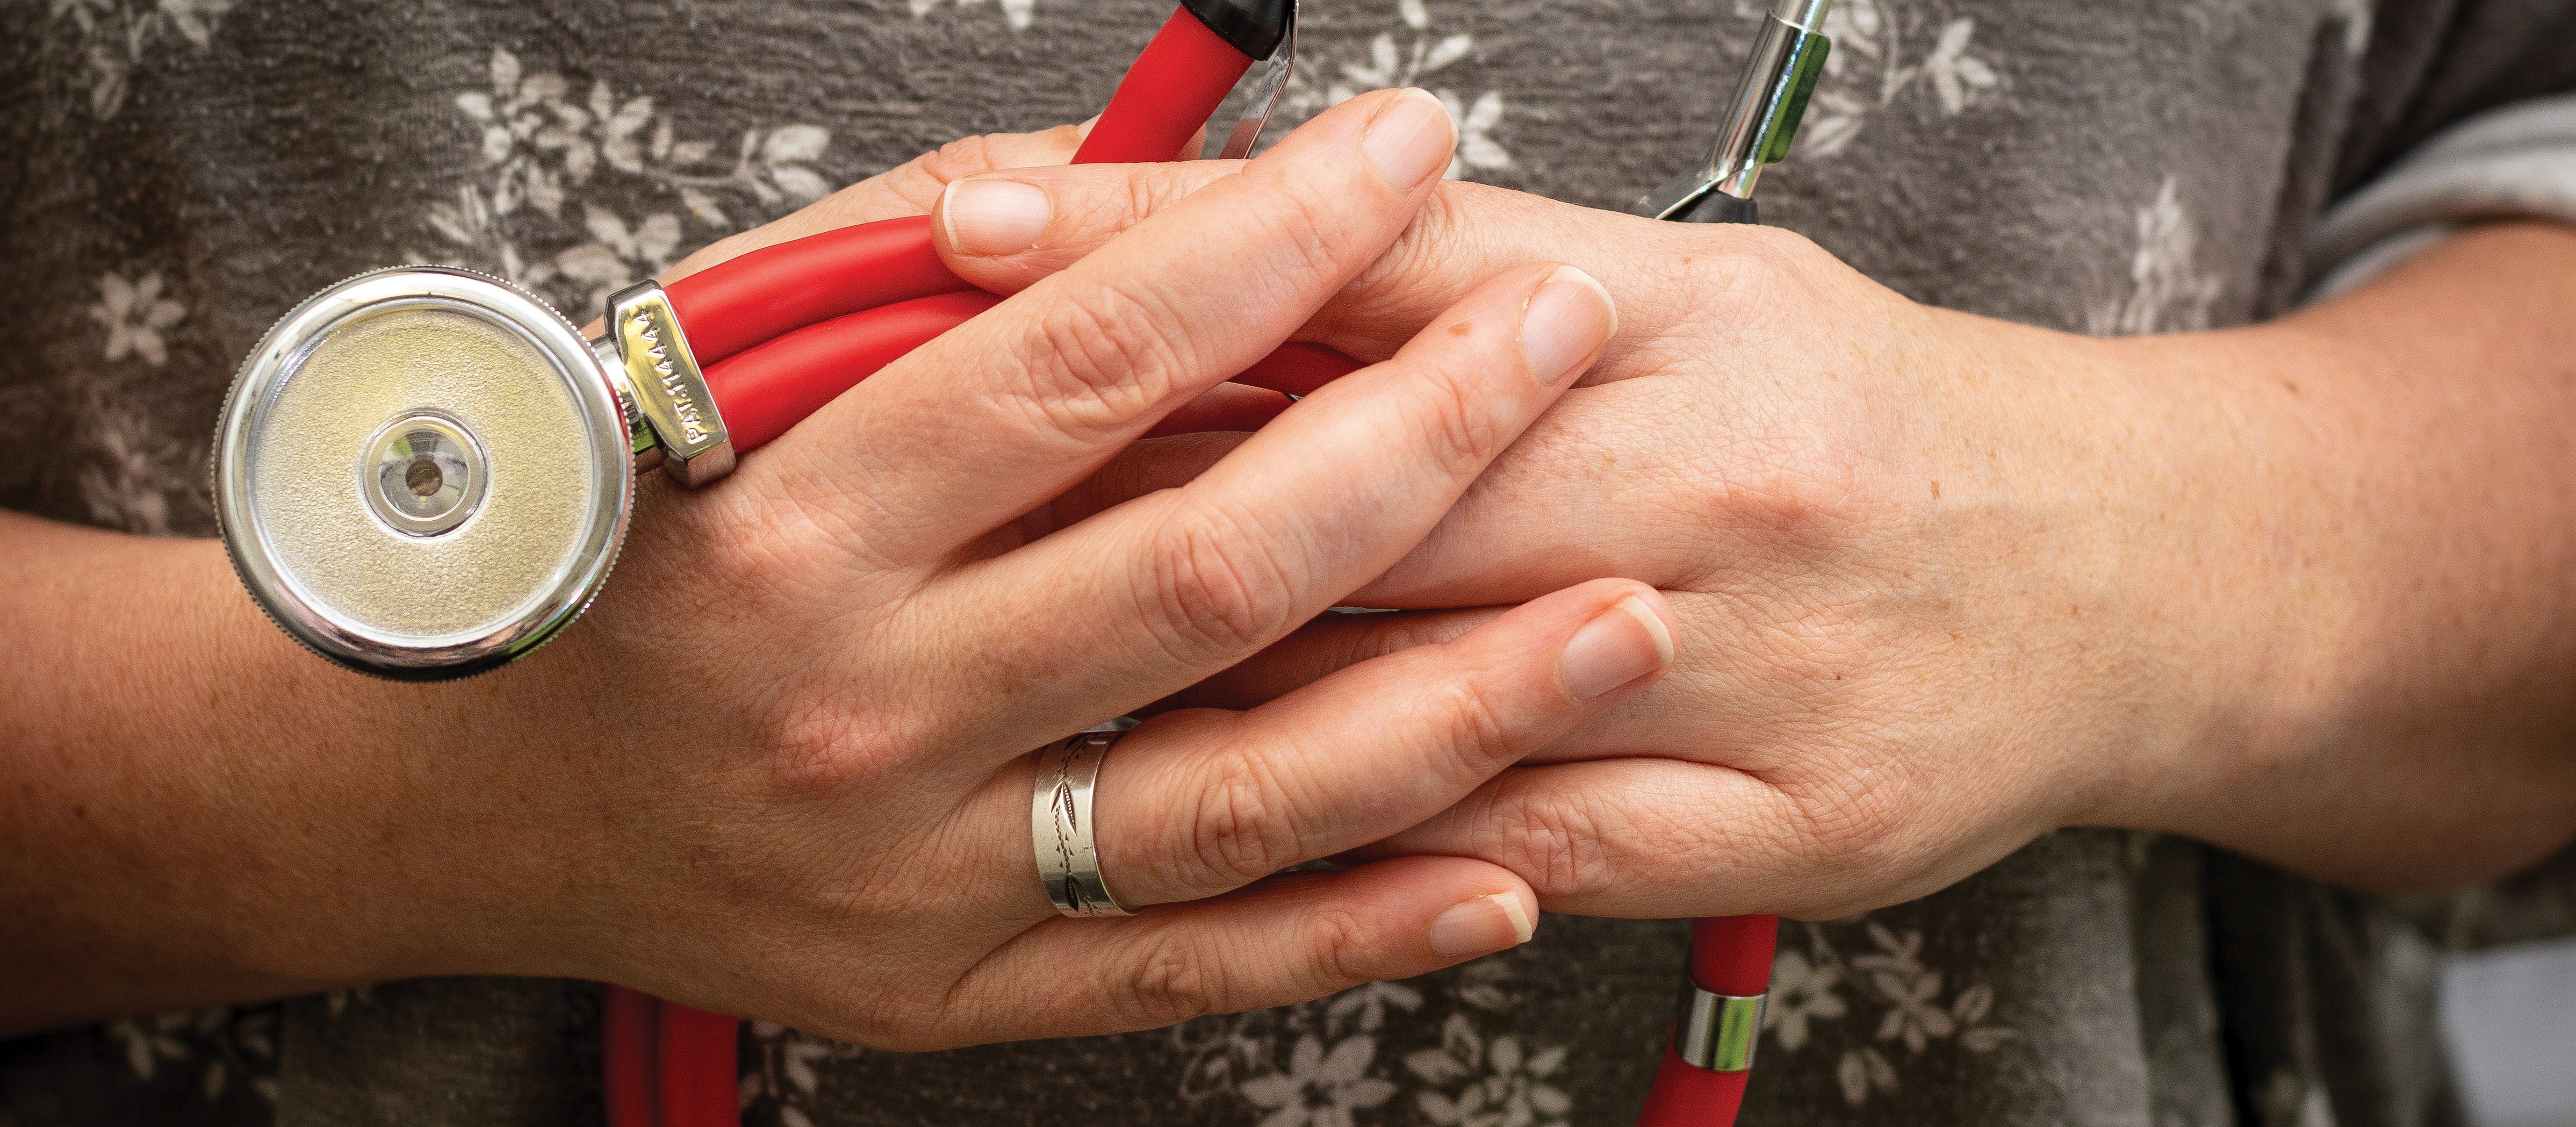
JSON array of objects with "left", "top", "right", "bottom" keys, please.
[
  {"left": 16, "top": 532, "right": 578, "bottom": 1021},
  {"left": 2000, "top": 324, "right": 2362, "bottom": 837},
  {"left": 2064, "top": 323, "right": 2377, "bottom": 842}
]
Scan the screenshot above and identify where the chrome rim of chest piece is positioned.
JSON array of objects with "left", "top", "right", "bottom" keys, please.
[{"left": 213, "top": 268, "right": 635, "bottom": 680}]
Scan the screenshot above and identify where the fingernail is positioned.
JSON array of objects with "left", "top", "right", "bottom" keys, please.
[
  {"left": 941, "top": 177, "right": 1053, "bottom": 257},
  {"left": 1559, "top": 594, "right": 1674, "bottom": 702},
  {"left": 1361, "top": 88, "right": 1456, "bottom": 190},
  {"left": 1428, "top": 891, "right": 1537, "bottom": 958},
  {"left": 1520, "top": 265, "right": 1617, "bottom": 388}
]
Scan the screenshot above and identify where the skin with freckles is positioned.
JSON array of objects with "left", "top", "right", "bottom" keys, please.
[
  {"left": 937, "top": 156, "right": 2576, "bottom": 921},
  {"left": 0, "top": 92, "right": 1678, "bottom": 1042}
]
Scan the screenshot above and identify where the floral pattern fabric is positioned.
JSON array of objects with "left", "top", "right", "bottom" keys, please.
[{"left": 4, "top": 1, "right": 2575, "bottom": 1125}]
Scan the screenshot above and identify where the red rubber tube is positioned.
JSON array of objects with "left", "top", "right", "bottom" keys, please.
[
  {"left": 1632, "top": 915, "right": 1779, "bottom": 1127},
  {"left": 706, "top": 291, "right": 1004, "bottom": 451},
  {"left": 602, "top": 985, "right": 661, "bottom": 1127},
  {"left": 663, "top": 216, "right": 970, "bottom": 369},
  {"left": 656, "top": 1001, "right": 742, "bottom": 1127},
  {"left": 707, "top": 292, "right": 1357, "bottom": 454},
  {"left": 1639, "top": 1046, "right": 1752, "bottom": 1127},
  {"left": 1074, "top": 6, "right": 1256, "bottom": 164},
  {"left": 1690, "top": 914, "right": 1779, "bottom": 997}
]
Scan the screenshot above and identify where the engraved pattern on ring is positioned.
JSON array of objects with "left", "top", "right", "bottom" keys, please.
[{"left": 1032, "top": 731, "right": 1136, "bottom": 918}]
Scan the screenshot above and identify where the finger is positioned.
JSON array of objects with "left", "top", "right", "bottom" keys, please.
[
  {"left": 1351, "top": 756, "right": 1994, "bottom": 922},
  {"left": 1162, "top": 604, "right": 1688, "bottom": 764},
  {"left": 1009, "top": 379, "right": 1739, "bottom": 607},
  {"left": 1093, "top": 579, "right": 1675, "bottom": 907},
  {"left": 934, "top": 261, "right": 1617, "bottom": 744},
  {"left": 661, "top": 122, "right": 1091, "bottom": 285},
  {"left": 941, "top": 856, "right": 1536, "bottom": 1045},
  {"left": 1164, "top": 606, "right": 1711, "bottom": 764},
  {"left": 1180, "top": 591, "right": 1859, "bottom": 770},
  {"left": 934, "top": 146, "right": 1775, "bottom": 372},
  {"left": 1352, "top": 758, "right": 1794, "bottom": 918},
  {"left": 937, "top": 580, "right": 1670, "bottom": 920},
  {"left": 762, "top": 88, "right": 1459, "bottom": 559}
]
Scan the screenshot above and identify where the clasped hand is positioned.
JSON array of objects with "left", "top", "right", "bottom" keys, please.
[{"left": 371, "top": 89, "right": 1676, "bottom": 1050}]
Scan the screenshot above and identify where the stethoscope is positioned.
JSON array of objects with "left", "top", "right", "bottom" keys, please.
[{"left": 206, "top": 0, "right": 1833, "bottom": 1122}]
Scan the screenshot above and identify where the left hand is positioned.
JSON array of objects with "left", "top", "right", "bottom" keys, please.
[{"left": 923, "top": 156, "right": 2576, "bottom": 919}]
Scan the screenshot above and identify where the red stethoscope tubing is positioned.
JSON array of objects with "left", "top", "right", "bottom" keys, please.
[
  {"left": 1071, "top": 6, "right": 1256, "bottom": 165},
  {"left": 1636, "top": 915, "right": 1780, "bottom": 1127},
  {"left": 707, "top": 287, "right": 1359, "bottom": 451},
  {"left": 664, "top": 215, "right": 969, "bottom": 369},
  {"left": 704, "top": 290, "right": 1003, "bottom": 450}
]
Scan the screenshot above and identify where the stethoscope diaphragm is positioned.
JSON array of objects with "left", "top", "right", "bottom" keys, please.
[{"left": 212, "top": 268, "right": 636, "bottom": 680}]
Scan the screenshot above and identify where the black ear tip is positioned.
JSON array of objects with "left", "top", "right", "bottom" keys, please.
[{"left": 1180, "top": 0, "right": 1293, "bottom": 61}]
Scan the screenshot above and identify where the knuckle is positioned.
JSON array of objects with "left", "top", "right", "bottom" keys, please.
[
  {"left": 1122, "top": 932, "right": 1225, "bottom": 1027},
  {"left": 1492, "top": 787, "right": 1622, "bottom": 900},
  {"left": 876, "top": 133, "right": 1012, "bottom": 212},
  {"left": 923, "top": 132, "right": 1008, "bottom": 179},
  {"left": 1400, "top": 363, "right": 1511, "bottom": 478},
  {"left": 1296, "top": 904, "right": 1379, "bottom": 993},
  {"left": 1138, "top": 505, "right": 1301, "bottom": 659},
  {"left": 1179, "top": 751, "right": 1305, "bottom": 889},
  {"left": 1011, "top": 281, "right": 1193, "bottom": 441},
  {"left": 1419, "top": 676, "right": 1522, "bottom": 778}
]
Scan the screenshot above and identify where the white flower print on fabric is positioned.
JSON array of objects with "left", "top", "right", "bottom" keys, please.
[
  {"left": 1448, "top": 956, "right": 1524, "bottom": 1013},
  {"left": 103, "top": 1007, "right": 278, "bottom": 1104},
  {"left": 1328, "top": 980, "right": 1427, "bottom": 1033},
  {"left": 1765, "top": 919, "right": 2014, "bottom": 1108},
  {"left": 1763, "top": 949, "right": 1847, "bottom": 1051},
  {"left": 1241, "top": 1034, "right": 1400, "bottom": 1127},
  {"left": 908, "top": 0, "right": 1036, "bottom": 31},
  {"left": 1170, "top": 953, "right": 1563, "bottom": 1124},
  {"left": 1795, "top": 0, "right": 1999, "bottom": 160},
  {"left": 89, "top": 271, "right": 185, "bottom": 367},
  {"left": 75, "top": 388, "right": 177, "bottom": 534},
  {"left": 1404, "top": 1014, "right": 1573, "bottom": 1127},
  {"left": 1285, "top": 0, "right": 1509, "bottom": 180},
  {"left": 47, "top": 0, "right": 234, "bottom": 117},
  {"left": 2088, "top": 176, "right": 2223, "bottom": 335},
  {"left": 428, "top": 47, "right": 835, "bottom": 313},
  {"left": 79, "top": 270, "right": 193, "bottom": 532}
]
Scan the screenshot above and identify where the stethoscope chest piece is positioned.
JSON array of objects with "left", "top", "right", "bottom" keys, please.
[{"left": 213, "top": 268, "right": 635, "bottom": 680}]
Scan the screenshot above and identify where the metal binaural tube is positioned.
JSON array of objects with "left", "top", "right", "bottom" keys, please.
[
  {"left": 1699, "top": 0, "right": 1834, "bottom": 203},
  {"left": 1631, "top": 0, "right": 1836, "bottom": 221},
  {"left": 1769, "top": 0, "right": 1831, "bottom": 31}
]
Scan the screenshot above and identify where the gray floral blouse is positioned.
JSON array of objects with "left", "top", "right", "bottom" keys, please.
[{"left": 5, "top": 1, "right": 2575, "bottom": 1125}]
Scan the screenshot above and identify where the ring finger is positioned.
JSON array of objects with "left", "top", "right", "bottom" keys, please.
[{"left": 951, "top": 578, "right": 1679, "bottom": 922}]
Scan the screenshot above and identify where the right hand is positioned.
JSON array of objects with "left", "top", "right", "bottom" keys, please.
[{"left": 371, "top": 89, "right": 1667, "bottom": 1050}]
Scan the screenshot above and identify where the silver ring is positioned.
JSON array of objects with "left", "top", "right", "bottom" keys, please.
[{"left": 1032, "top": 731, "right": 1136, "bottom": 918}]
